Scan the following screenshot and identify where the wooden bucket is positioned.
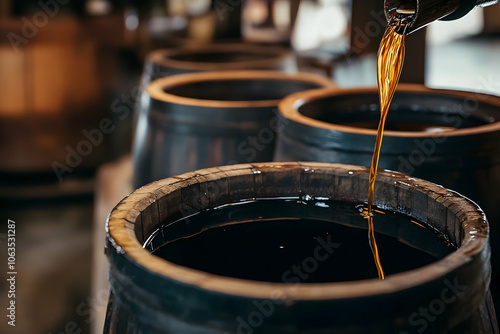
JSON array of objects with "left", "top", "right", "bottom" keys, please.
[
  {"left": 274, "top": 85, "right": 500, "bottom": 303},
  {"left": 132, "top": 71, "right": 335, "bottom": 187},
  {"left": 105, "top": 162, "right": 496, "bottom": 333}
]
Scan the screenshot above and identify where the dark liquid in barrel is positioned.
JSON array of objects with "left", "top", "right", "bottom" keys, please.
[
  {"left": 148, "top": 198, "right": 454, "bottom": 283},
  {"left": 341, "top": 121, "right": 455, "bottom": 132}
]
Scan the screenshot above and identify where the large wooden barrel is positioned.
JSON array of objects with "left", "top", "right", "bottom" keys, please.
[
  {"left": 274, "top": 85, "right": 500, "bottom": 301},
  {"left": 142, "top": 43, "right": 294, "bottom": 83},
  {"left": 105, "top": 162, "right": 496, "bottom": 333},
  {"left": 132, "top": 71, "right": 335, "bottom": 188}
]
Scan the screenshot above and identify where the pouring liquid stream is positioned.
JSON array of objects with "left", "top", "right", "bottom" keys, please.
[{"left": 367, "top": 12, "right": 413, "bottom": 279}]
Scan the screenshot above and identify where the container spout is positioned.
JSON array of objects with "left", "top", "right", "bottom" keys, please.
[{"left": 385, "top": 0, "right": 500, "bottom": 34}]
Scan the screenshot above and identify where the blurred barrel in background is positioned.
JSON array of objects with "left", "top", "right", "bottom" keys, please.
[
  {"left": 132, "top": 43, "right": 296, "bottom": 145},
  {"left": 142, "top": 43, "right": 295, "bottom": 83},
  {"left": 274, "top": 85, "right": 500, "bottom": 303},
  {"left": 132, "top": 70, "right": 335, "bottom": 188},
  {"left": 0, "top": 19, "right": 105, "bottom": 178},
  {"left": 105, "top": 162, "right": 496, "bottom": 333}
]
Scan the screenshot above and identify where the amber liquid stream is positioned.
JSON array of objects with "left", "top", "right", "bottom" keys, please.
[{"left": 368, "top": 14, "right": 411, "bottom": 279}]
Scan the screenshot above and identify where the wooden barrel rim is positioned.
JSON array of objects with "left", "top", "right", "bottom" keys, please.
[
  {"left": 278, "top": 84, "right": 500, "bottom": 138},
  {"left": 147, "top": 43, "right": 291, "bottom": 72},
  {"left": 107, "top": 162, "right": 488, "bottom": 300},
  {"left": 147, "top": 70, "right": 336, "bottom": 109}
]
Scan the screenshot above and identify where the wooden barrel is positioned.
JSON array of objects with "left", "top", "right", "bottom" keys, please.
[
  {"left": 274, "top": 85, "right": 500, "bottom": 304},
  {"left": 0, "top": 18, "right": 105, "bottom": 175},
  {"left": 134, "top": 44, "right": 294, "bottom": 146},
  {"left": 142, "top": 43, "right": 295, "bottom": 83},
  {"left": 105, "top": 162, "right": 496, "bottom": 333},
  {"left": 132, "top": 71, "right": 335, "bottom": 188}
]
